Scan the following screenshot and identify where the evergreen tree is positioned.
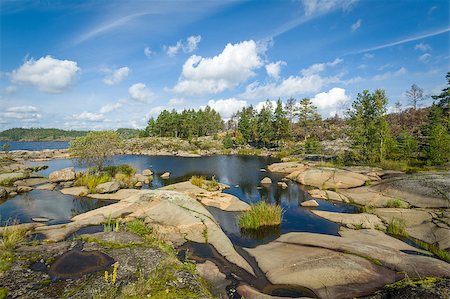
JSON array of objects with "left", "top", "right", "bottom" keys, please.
[
  {"left": 256, "top": 101, "right": 274, "bottom": 146},
  {"left": 284, "top": 97, "right": 297, "bottom": 125},
  {"left": 296, "top": 98, "right": 321, "bottom": 140},
  {"left": 273, "top": 99, "right": 290, "bottom": 143},
  {"left": 237, "top": 106, "right": 256, "bottom": 143}
]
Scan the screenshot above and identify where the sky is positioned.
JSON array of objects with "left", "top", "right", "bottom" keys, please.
[{"left": 0, "top": 0, "right": 449, "bottom": 130}]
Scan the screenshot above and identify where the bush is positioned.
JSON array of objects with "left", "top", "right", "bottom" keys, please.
[
  {"left": 75, "top": 173, "right": 111, "bottom": 193},
  {"left": 238, "top": 202, "right": 282, "bottom": 230},
  {"left": 222, "top": 133, "right": 233, "bottom": 149},
  {"left": 104, "top": 164, "right": 136, "bottom": 177},
  {"left": 304, "top": 137, "right": 322, "bottom": 154},
  {"left": 190, "top": 176, "right": 205, "bottom": 188}
]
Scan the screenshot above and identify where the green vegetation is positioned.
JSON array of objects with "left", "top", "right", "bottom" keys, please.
[
  {"left": 0, "top": 224, "right": 27, "bottom": 276},
  {"left": 361, "top": 205, "right": 375, "bottom": 214},
  {"left": 238, "top": 201, "right": 282, "bottom": 230},
  {"left": 125, "top": 219, "right": 153, "bottom": 237},
  {"left": 69, "top": 131, "right": 123, "bottom": 170},
  {"left": 75, "top": 173, "right": 111, "bottom": 193},
  {"left": 384, "top": 199, "right": 408, "bottom": 208},
  {"left": 190, "top": 176, "right": 205, "bottom": 188},
  {"left": 0, "top": 288, "right": 7, "bottom": 299},
  {"left": 0, "top": 128, "right": 87, "bottom": 141},
  {"left": 190, "top": 176, "right": 220, "bottom": 191},
  {"left": 386, "top": 218, "right": 407, "bottom": 236},
  {"left": 103, "top": 164, "right": 136, "bottom": 177},
  {"left": 382, "top": 277, "right": 444, "bottom": 292},
  {"left": 415, "top": 239, "right": 450, "bottom": 263}
]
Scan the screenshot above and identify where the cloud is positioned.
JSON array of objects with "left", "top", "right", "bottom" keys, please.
[
  {"left": 414, "top": 43, "right": 431, "bottom": 52},
  {"left": 0, "top": 105, "right": 42, "bottom": 122},
  {"left": 353, "top": 27, "right": 449, "bottom": 54},
  {"left": 165, "top": 35, "right": 202, "bottom": 56},
  {"left": 5, "top": 85, "right": 17, "bottom": 94},
  {"left": 173, "top": 40, "right": 264, "bottom": 95},
  {"left": 144, "top": 47, "right": 154, "bottom": 57},
  {"left": 168, "top": 98, "right": 185, "bottom": 106},
  {"left": 11, "top": 55, "right": 79, "bottom": 93},
  {"left": 300, "top": 58, "right": 343, "bottom": 76},
  {"left": 103, "top": 67, "right": 130, "bottom": 85},
  {"left": 351, "top": 19, "right": 362, "bottom": 32},
  {"left": 418, "top": 53, "right": 432, "bottom": 62},
  {"left": 70, "top": 111, "right": 105, "bottom": 122},
  {"left": 311, "top": 87, "right": 349, "bottom": 109},
  {"left": 255, "top": 100, "right": 277, "bottom": 112},
  {"left": 302, "top": 0, "right": 357, "bottom": 16},
  {"left": 266, "top": 61, "right": 286, "bottom": 80},
  {"left": 373, "top": 67, "right": 407, "bottom": 81},
  {"left": 206, "top": 98, "right": 247, "bottom": 118},
  {"left": 145, "top": 106, "right": 165, "bottom": 119},
  {"left": 129, "top": 83, "right": 154, "bottom": 103},
  {"left": 364, "top": 53, "right": 374, "bottom": 59},
  {"left": 99, "top": 102, "right": 123, "bottom": 113}
]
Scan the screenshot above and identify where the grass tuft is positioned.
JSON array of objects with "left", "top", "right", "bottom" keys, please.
[
  {"left": 386, "top": 218, "right": 407, "bottom": 236},
  {"left": 75, "top": 173, "right": 111, "bottom": 193},
  {"left": 415, "top": 239, "right": 450, "bottom": 263},
  {"left": 0, "top": 224, "right": 27, "bottom": 276},
  {"left": 190, "top": 176, "right": 205, "bottom": 188},
  {"left": 384, "top": 198, "right": 408, "bottom": 208},
  {"left": 361, "top": 205, "right": 375, "bottom": 214},
  {"left": 238, "top": 201, "right": 282, "bottom": 230}
]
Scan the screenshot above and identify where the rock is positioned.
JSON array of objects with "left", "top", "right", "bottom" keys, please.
[
  {"left": 142, "top": 169, "right": 153, "bottom": 176},
  {"left": 160, "top": 172, "right": 170, "bottom": 179},
  {"left": 236, "top": 284, "right": 313, "bottom": 299},
  {"left": 87, "top": 189, "right": 142, "bottom": 200},
  {"left": 196, "top": 261, "right": 229, "bottom": 298},
  {"left": 308, "top": 189, "right": 350, "bottom": 203},
  {"left": 260, "top": 177, "right": 272, "bottom": 185},
  {"left": 60, "top": 186, "right": 89, "bottom": 196},
  {"left": 31, "top": 217, "right": 50, "bottom": 222},
  {"left": 277, "top": 182, "right": 288, "bottom": 189},
  {"left": 339, "top": 186, "right": 397, "bottom": 207},
  {"left": 374, "top": 208, "right": 450, "bottom": 250},
  {"left": 0, "top": 172, "right": 27, "bottom": 186},
  {"left": 9, "top": 191, "right": 17, "bottom": 196},
  {"left": 95, "top": 181, "right": 120, "bottom": 194},
  {"left": 49, "top": 167, "right": 76, "bottom": 182},
  {"left": 16, "top": 186, "right": 33, "bottom": 193},
  {"left": 301, "top": 199, "right": 319, "bottom": 207},
  {"left": 60, "top": 180, "right": 74, "bottom": 188},
  {"left": 292, "top": 167, "right": 370, "bottom": 189},
  {"left": 0, "top": 222, "right": 45, "bottom": 234},
  {"left": 267, "top": 162, "right": 308, "bottom": 174},
  {"left": 13, "top": 177, "right": 48, "bottom": 187},
  {"left": 35, "top": 183, "right": 56, "bottom": 190},
  {"left": 36, "top": 190, "right": 255, "bottom": 275},
  {"left": 260, "top": 168, "right": 266, "bottom": 172},
  {"left": 312, "top": 210, "right": 386, "bottom": 230},
  {"left": 135, "top": 181, "right": 143, "bottom": 188},
  {"left": 83, "top": 231, "right": 145, "bottom": 246},
  {"left": 0, "top": 187, "right": 7, "bottom": 199},
  {"left": 246, "top": 232, "right": 450, "bottom": 299},
  {"left": 134, "top": 173, "right": 147, "bottom": 183}
]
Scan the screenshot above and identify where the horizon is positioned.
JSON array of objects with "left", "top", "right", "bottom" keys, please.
[{"left": 1, "top": 0, "right": 449, "bottom": 131}]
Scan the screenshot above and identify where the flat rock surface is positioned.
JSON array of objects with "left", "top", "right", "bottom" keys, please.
[
  {"left": 0, "top": 172, "right": 27, "bottom": 185},
  {"left": 312, "top": 210, "right": 386, "bottom": 230},
  {"left": 308, "top": 189, "right": 349, "bottom": 202},
  {"left": 49, "top": 167, "right": 75, "bottom": 183},
  {"left": 87, "top": 189, "right": 142, "bottom": 200},
  {"left": 292, "top": 167, "right": 370, "bottom": 189},
  {"left": 338, "top": 186, "right": 398, "bottom": 207},
  {"left": 35, "top": 183, "right": 56, "bottom": 190},
  {"left": 60, "top": 186, "right": 88, "bottom": 196},
  {"left": 267, "top": 162, "right": 308, "bottom": 174},
  {"left": 13, "top": 177, "right": 48, "bottom": 187}
]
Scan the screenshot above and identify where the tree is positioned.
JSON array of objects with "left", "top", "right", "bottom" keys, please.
[
  {"left": 431, "top": 72, "right": 450, "bottom": 130},
  {"left": 427, "top": 123, "right": 450, "bottom": 165},
  {"left": 273, "top": 99, "right": 290, "bottom": 143},
  {"left": 296, "top": 98, "right": 321, "bottom": 140},
  {"left": 237, "top": 106, "right": 256, "bottom": 143},
  {"left": 394, "top": 100, "right": 402, "bottom": 113},
  {"left": 347, "top": 89, "right": 390, "bottom": 163},
  {"left": 284, "top": 97, "right": 297, "bottom": 125},
  {"left": 405, "top": 84, "right": 424, "bottom": 110},
  {"left": 256, "top": 100, "right": 274, "bottom": 146},
  {"left": 69, "top": 131, "right": 123, "bottom": 170}
]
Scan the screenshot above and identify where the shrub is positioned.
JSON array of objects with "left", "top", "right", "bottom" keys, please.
[
  {"left": 386, "top": 218, "right": 407, "bottom": 236},
  {"left": 104, "top": 164, "right": 136, "bottom": 177},
  {"left": 238, "top": 202, "right": 282, "bottom": 230},
  {"left": 190, "top": 176, "right": 205, "bottom": 188},
  {"left": 361, "top": 205, "right": 375, "bottom": 214},
  {"left": 222, "top": 134, "right": 233, "bottom": 149},
  {"left": 75, "top": 173, "right": 111, "bottom": 193},
  {"left": 384, "top": 198, "right": 408, "bottom": 208},
  {"left": 0, "top": 224, "right": 27, "bottom": 275},
  {"left": 304, "top": 137, "right": 322, "bottom": 154},
  {"left": 126, "top": 219, "right": 153, "bottom": 237}
]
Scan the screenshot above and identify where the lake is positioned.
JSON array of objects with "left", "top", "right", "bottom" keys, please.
[
  {"left": 1, "top": 150, "right": 358, "bottom": 248},
  {"left": 0, "top": 141, "right": 69, "bottom": 151}
]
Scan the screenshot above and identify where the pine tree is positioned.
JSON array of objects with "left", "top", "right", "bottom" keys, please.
[
  {"left": 296, "top": 98, "right": 321, "bottom": 140},
  {"left": 273, "top": 99, "right": 290, "bottom": 144}
]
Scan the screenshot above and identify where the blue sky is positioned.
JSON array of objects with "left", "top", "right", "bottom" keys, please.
[{"left": 0, "top": 0, "right": 449, "bottom": 130}]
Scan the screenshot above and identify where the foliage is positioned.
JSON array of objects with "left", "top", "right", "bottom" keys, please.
[
  {"left": 69, "top": 131, "right": 123, "bottom": 170},
  {"left": 0, "top": 224, "right": 27, "bottom": 276},
  {"left": 296, "top": 98, "right": 321, "bottom": 140},
  {"left": 222, "top": 133, "right": 234, "bottom": 149},
  {"left": 386, "top": 218, "right": 407, "bottom": 236},
  {"left": 238, "top": 201, "right": 282, "bottom": 230},
  {"left": 415, "top": 239, "right": 450, "bottom": 262},
  {"left": 427, "top": 123, "right": 450, "bottom": 165},
  {"left": 125, "top": 219, "right": 153, "bottom": 237},
  {"left": 361, "top": 205, "right": 375, "bottom": 214},
  {"left": 115, "top": 128, "right": 142, "bottom": 139},
  {"left": 273, "top": 99, "right": 291, "bottom": 143},
  {"left": 304, "top": 136, "right": 322, "bottom": 154},
  {"left": 0, "top": 127, "right": 87, "bottom": 141},
  {"left": 75, "top": 173, "right": 111, "bottom": 193},
  {"left": 103, "top": 164, "right": 136, "bottom": 177},
  {"left": 384, "top": 198, "right": 408, "bottom": 208},
  {"left": 347, "top": 89, "right": 390, "bottom": 163},
  {"left": 190, "top": 176, "right": 205, "bottom": 188},
  {"left": 1, "top": 143, "right": 10, "bottom": 152},
  {"left": 190, "top": 176, "right": 220, "bottom": 191}
]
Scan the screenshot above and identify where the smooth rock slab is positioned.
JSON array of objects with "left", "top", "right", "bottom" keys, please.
[
  {"left": 267, "top": 162, "right": 308, "bottom": 174},
  {"left": 293, "top": 167, "right": 370, "bottom": 189},
  {"left": 49, "top": 167, "right": 75, "bottom": 182},
  {"left": 308, "top": 189, "right": 349, "bottom": 203},
  {"left": 300, "top": 199, "right": 319, "bottom": 207},
  {"left": 35, "top": 183, "right": 56, "bottom": 191},
  {"left": 312, "top": 210, "right": 386, "bottom": 230},
  {"left": 13, "top": 177, "right": 48, "bottom": 187},
  {"left": 87, "top": 189, "right": 142, "bottom": 200},
  {"left": 0, "top": 172, "right": 27, "bottom": 185},
  {"left": 60, "top": 186, "right": 89, "bottom": 196},
  {"left": 95, "top": 181, "right": 120, "bottom": 194}
]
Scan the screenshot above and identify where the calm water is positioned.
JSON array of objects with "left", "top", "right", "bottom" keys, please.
[
  {"left": 25, "top": 154, "right": 358, "bottom": 247},
  {"left": 0, "top": 141, "right": 69, "bottom": 151}
]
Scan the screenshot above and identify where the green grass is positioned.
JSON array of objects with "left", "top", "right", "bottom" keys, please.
[
  {"left": 238, "top": 201, "right": 282, "bottom": 230},
  {"left": 126, "top": 219, "right": 153, "bottom": 237},
  {"left": 0, "top": 224, "right": 27, "bottom": 275},
  {"left": 103, "top": 164, "right": 136, "bottom": 177},
  {"left": 361, "top": 205, "right": 375, "bottom": 214},
  {"left": 415, "top": 239, "right": 450, "bottom": 263},
  {"left": 190, "top": 176, "right": 205, "bottom": 188},
  {"left": 384, "top": 198, "right": 409, "bottom": 208},
  {"left": 190, "top": 176, "right": 220, "bottom": 191},
  {"left": 0, "top": 287, "right": 7, "bottom": 299},
  {"left": 386, "top": 218, "right": 407, "bottom": 236},
  {"left": 382, "top": 277, "right": 444, "bottom": 292},
  {"left": 75, "top": 173, "right": 111, "bottom": 193}
]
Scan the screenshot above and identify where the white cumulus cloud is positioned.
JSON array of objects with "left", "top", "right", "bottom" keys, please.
[
  {"left": 11, "top": 55, "right": 79, "bottom": 93},
  {"left": 266, "top": 61, "right": 286, "bottom": 80},
  {"left": 144, "top": 47, "right": 154, "bottom": 57},
  {"left": 168, "top": 98, "right": 185, "bottom": 106},
  {"left": 351, "top": 19, "right": 362, "bottom": 32},
  {"left": 301, "top": 58, "right": 343, "bottom": 76},
  {"left": 0, "top": 106, "right": 42, "bottom": 122},
  {"left": 311, "top": 87, "right": 349, "bottom": 109},
  {"left": 206, "top": 98, "right": 247, "bottom": 118},
  {"left": 373, "top": 67, "right": 407, "bottom": 81},
  {"left": 173, "top": 40, "right": 264, "bottom": 95},
  {"left": 103, "top": 67, "right": 130, "bottom": 85},
  {"left": 418, "top": 53, "right": 432, "bottom": 62},
  {"left": 70, "top": 112, "right": 105, "bottom": 122},
  {"left": 165, "top": 35, "right": 202, "bottom": 56},
  {"left": 129, "top": 83, "right": 154, "bottom": 103},
  {"left": 99, "top": 102, "right": 123, "bottom": 114}
]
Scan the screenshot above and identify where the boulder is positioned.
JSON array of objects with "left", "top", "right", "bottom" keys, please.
[
  {"left": 134, "top": 173, "right": 147, "bottom": 183},
  {"left": 135, "top": 181, "right": 143, "bottom": 188},
  {"left": 338, "top": 186, "right": 397, "bottom": 207},
  {"left": 87, "top": 189, "right": 142, "bottom": 200},
  {"left": 0, "top": 172, "right": 27, "bottom": 186},
  {"left": 277, "top": 182, "right": 288, "bottom": 189},
  {"left": 49, "top": 167, "right": 75, "bottom": 183},
  {"left": 246, "top": 232, "right": 450, "bottom": 299},
  {"left": 35, "top": 183, "right": 56, "bottom": 191},
  {"left": 196, "top": 261, "right": 229, "bottom": 298},
  {"left": 267, "top": 162, "right": 308, "bottom": 174},
  {"left": 31, "top": 217, "right": 50, "bottom": 222},
  {"left": 292, "top": 167, "right": 370, "bottom": 189},
  {"left": 142, "top": 169, "right": 153, "bottom": 176},
  {"left": 160, "top": 172, "right": 170, "bottom": 179},
  {"left": 60, "top": 186, "right": 89, "bottom": 196},
  {"left": 0, "top": 187, "right": 7, "bottom": 199},
  {"left": 13, "top": 177, "right": 48, "bottom": 187},
  {"left": 301, "top": 199, "right": 319, "bottom": 207},
  {"left": 95, "top": 181, "right": 120, "bottom": 194},
  {"left": 312, "top": 210, "right": 386, "bottom": 230},
  {"left": 16, "top": 186, "right": 33, "bottom": 193},
  {"left": 260, "top": 177, "right": 272, "bottom": 185},
  {"left": 308, "top": 189, "right": 349, "bottom": 203}
]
